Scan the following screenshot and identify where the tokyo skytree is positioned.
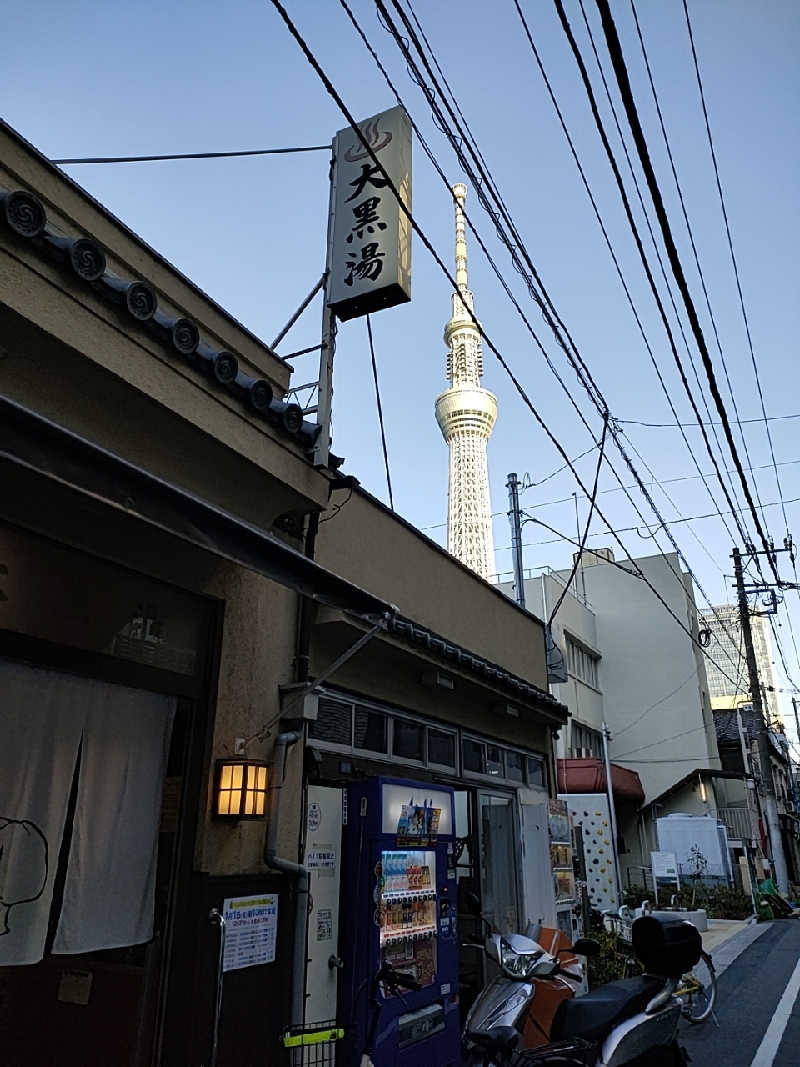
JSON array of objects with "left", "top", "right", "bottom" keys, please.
[{"left": 435, "top": 184, "right": 498, "bottom": 581}]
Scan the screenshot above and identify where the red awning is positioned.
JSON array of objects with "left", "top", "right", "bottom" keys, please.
[{"left": 556, "top": 758, "right": 645, "bottom": 804}]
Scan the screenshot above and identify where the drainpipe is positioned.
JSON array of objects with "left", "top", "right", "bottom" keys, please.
[{"left": 264, "top": 731, "right": 308, "bottom": 1032}]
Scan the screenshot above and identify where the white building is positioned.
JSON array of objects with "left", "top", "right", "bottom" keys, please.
[
  {"left": 499, "top": 549, "right": 763, "bottom": 891},
  {"left": 700, "top": 603, "right": 781, "bottom": 726}
]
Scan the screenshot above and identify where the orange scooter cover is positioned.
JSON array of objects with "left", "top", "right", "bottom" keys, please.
[{"left": 521, "top": 928, "right": 583, "bottom": 1049}]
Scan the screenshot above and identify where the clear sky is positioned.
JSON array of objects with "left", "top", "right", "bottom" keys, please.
[{"left": 4, "top": 1, "right": 800, "bottom": 742}]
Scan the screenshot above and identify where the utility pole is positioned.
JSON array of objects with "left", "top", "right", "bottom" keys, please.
[
  {"left": 507, "top": 472, "right": 526, "bottom": 609},
  {"left": 732, "top": 547, "right": 790, "bottom": 894}
]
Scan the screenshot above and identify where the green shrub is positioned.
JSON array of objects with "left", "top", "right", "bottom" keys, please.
[{"left": 586, "top": 922, "right": 630, "bottom": 989}]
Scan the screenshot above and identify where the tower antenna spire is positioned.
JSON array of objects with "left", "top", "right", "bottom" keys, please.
[
  {"left": 435, "top": 183, "right": 498, "bottom": 581},
  {"left": 453, "top": 181, "right": 469, "bottom": 292}
]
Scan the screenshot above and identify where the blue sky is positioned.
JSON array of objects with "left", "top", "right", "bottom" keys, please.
[{"left": 4, "top": 1, "right": 800, "bottom": 736}]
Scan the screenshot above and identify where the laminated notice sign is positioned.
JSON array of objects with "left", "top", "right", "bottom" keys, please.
[{"left": 222, "top": 894, "right": 278, "bottom": 972}]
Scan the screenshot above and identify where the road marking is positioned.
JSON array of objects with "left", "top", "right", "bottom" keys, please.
[{"left": 750, "top": 955, "right": 800, "bottom": 1066}]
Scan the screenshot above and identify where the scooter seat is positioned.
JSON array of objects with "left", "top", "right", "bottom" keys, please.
[{"left": 551, "top": 975, "right": 667, "bottom": 1043}]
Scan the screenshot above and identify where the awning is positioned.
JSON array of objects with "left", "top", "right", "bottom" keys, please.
[
  {"left": 556, "top": 758, "right": 645, "bottom": 804},
  {"left": 0, "top": 393, "right": 393, "bottom": 619}
]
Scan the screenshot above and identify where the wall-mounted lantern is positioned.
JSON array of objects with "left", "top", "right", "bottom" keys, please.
[{"left": 214, "top": 759, "right": 268, "bottom": 819}]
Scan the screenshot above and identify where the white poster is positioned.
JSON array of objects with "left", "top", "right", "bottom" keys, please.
[
  {"left": 222, "top": 894, "right": 278, "bottom": 972},
  {"left": 327, "top": 105, "right": 412, "bottom": 321}
]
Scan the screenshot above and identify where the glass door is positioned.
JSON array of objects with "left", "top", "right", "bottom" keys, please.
[{"left": 477, "top": 793, "right": 520, "bottom": 936}]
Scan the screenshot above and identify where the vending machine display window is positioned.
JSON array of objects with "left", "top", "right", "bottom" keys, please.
[{"left": 380, "top": 850, "right": 438, "bottom": 989}]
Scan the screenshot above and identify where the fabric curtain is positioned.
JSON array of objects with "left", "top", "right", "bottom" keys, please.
[
  {"left": 53, "top": 681, "right": 175, "bottom": 954},
  {"left": 0, "top": 660, "right": 85, "bottom": 965},
  {"left": 0, "top": 658, "right": 176, "bottom": 964}
]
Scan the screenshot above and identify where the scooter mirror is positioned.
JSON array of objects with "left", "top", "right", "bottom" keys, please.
[{"left": 570, "top": 938, "right": 601, "bottom": 958}]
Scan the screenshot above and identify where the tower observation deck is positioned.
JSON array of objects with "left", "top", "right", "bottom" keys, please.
[{"left": 435, "top": 183, "right": 497, "bottom": 581}]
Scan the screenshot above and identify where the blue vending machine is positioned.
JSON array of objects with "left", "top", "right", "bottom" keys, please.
[{"left": 339, "top": 777, "right": 460, "bottom": 1066}]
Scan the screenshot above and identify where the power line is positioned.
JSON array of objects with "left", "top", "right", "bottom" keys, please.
[
  {"left": 549, "top": 414, "right": 608, "bottom": 624},
  {"left": 681, "top": 0, "right": 800, "bottom": 687},
  {"left": 374, "top": 0, "right": 744, "bottom": 661},
  {"left": 614, "top": 723, "right": 710, "bottom": 760},
  {"left": 365, "top": 314, "right": 394, "bottom": 511},
  {"left": 575, "top": 0, "right": 744, "bottom": 519},
  {"left": 548, "top": 0, "right": 749, "bottom": 549},
  {"left": 508, "top": 512, "right": 742, "bottom": 689},
  {"left": 419, "top": 450, "right": 800, "bottom": 535},
  {"left": 620, "top": 413, "right": 800, "bottom": 429},
  {"left": 612, "top": 669, "right": 699, "bottom": 740},
  {"left": 51, "top": 145, "right": 330, "bottom": 165},
  {"left": 267, "top": 0, "right": 740, "bottom": 686},
  {"left": 500, "top": 493, "right": 800, "bottom": 555},
  {"left": 592, "top": 0, "right": 779, "bottom": 581},
  {"left": 681, "top": 0, "right": 788, "bottom": 536},
  {"left": 627, "top": 0, "right": 767, "bottom": 517}
]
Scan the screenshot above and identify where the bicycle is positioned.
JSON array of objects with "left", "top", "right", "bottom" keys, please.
[
  {"left": 614, "top": 921, "right": 716, "bottom": 1024},
  {"left": 672, "top": 950, "right": 717, "bottom": 1023}
]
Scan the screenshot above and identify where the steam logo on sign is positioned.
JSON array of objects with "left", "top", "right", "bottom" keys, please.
[{"left": 344, "top": 117, "right": 392, "bottom": 162}]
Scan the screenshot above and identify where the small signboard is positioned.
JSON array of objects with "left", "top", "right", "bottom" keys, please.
[
  {"left": 651, "top": 851, "right": 679, "bottom": 880},
  {"left": 327, "top": 105, "right": 412, "bottom": 321},
  {"left": 222, "top": 893, "right": 278, "bottom": 972},
  {"left": 651, "top": 851, "right": 680, "bottom": 904}
]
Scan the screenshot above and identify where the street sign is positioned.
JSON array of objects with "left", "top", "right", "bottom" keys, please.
[{"left": 327, "top": 105, "right": 412, "bottom": 321}]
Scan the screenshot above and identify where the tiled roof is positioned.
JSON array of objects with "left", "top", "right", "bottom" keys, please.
[{"left": 1, "top": 188, "right": 322, "bottom": 456}]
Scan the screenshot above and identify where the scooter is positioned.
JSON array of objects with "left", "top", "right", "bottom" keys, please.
[{"left": 462, "top": 902, "right": 697, "bottom": 1066}]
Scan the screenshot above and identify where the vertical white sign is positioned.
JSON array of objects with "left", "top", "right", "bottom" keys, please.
[{"left": 327, "top": 105, "right": 412, "bottom": 321}]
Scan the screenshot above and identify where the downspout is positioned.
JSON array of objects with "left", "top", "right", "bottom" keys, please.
[{"left": 264, "top": 731, "right": 308, "bottom": 1031}]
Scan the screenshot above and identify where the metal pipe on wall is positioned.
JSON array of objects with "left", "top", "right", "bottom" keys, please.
[{"left": 264, "top": 732, "right": 309, "bottom": 1032}]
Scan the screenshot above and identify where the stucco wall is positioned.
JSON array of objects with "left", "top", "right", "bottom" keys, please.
[
  {"left": 315, "top": 490, "right": 549, "bottom": 689},
  {"left": 310, "top": 620, "right": 553, "bottom": 756},
  {"left": 569, "top": 553, "right": 720, "bottom": 803}
]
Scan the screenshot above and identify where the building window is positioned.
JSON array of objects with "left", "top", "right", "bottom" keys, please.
[
  {"left": 310, "top": 691, "right": 547, "bottom": 789},
  {"left": 463, "top": 738, "right": 485, "bottom": 774},
  {"left": 393, "top": 719, "right": 425, "bottom": 762},
  {"left": 505, "top": 750, "right": 525, "bottom": 783},
  {"left": 486, "top": 744, "right": 504, "bottom": 777},
  {"left": 308, "top": 698, "right": 352, "bottom": 746},
  {"left": 565, "top": 636, "right": 600, "bottom": 689},
  {"left": 526, "top": 755, "right": 547, "bottom": 789},
  {"left": 428, "top": 728, "right": 456, "bottom": 768},
  {"left": 354, "top": 705, "right": 388, "bottom": 754},
  {"left": 572, "top": 721, "right": 603, "bottom": 759}
]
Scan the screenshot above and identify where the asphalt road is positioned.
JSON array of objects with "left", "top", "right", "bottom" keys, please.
[{"left": 678, "top": 919, "right": 800, "bottom": 1066}]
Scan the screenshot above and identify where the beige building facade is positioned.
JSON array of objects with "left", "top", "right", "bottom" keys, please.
[{"left": 0, "top": 121, "right": 565, "bottom": 1066}]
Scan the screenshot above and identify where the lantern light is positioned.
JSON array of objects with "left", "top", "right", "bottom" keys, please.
[{"left": 214, "top": 759, "right": 268, "bottom": 819}]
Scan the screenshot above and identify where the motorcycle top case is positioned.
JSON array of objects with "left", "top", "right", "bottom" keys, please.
[{"left": 631, "top": 916, "right": 702, "bottom": 978}]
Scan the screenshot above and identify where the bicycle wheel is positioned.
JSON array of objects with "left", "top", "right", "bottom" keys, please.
[{"left": 675, "top": 951, "right": 716, "bottom": 1023}]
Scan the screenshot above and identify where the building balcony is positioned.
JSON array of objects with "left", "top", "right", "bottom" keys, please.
[{"left": 718, "top": 805, "right": 759, "bottom": 843}]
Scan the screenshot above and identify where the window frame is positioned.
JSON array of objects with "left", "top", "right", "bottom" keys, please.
[{"left": 311, "top": 688, "right": 549, "bottom": 790}]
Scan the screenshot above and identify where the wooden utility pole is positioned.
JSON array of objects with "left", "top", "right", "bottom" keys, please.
[{"left": 732, "top": 547, "right": 789, "bottom": 894}]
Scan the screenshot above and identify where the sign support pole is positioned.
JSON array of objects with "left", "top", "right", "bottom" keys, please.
[{"left": 313, "top": 140, "right": 337, "bottom": 469}]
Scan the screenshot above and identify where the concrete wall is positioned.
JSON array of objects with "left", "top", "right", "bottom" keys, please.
[
  {"left": 316, "top": 490, "right": 549, "bottom": 688},
  {"left": 310, "top": 618, "right": 552, "bottom": 756},
  {"left": 566, "top": 553, "right": 720, "bottom": 803},
  {"left": 499, "top": 574, "right": 603, "bottom": 758}
]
